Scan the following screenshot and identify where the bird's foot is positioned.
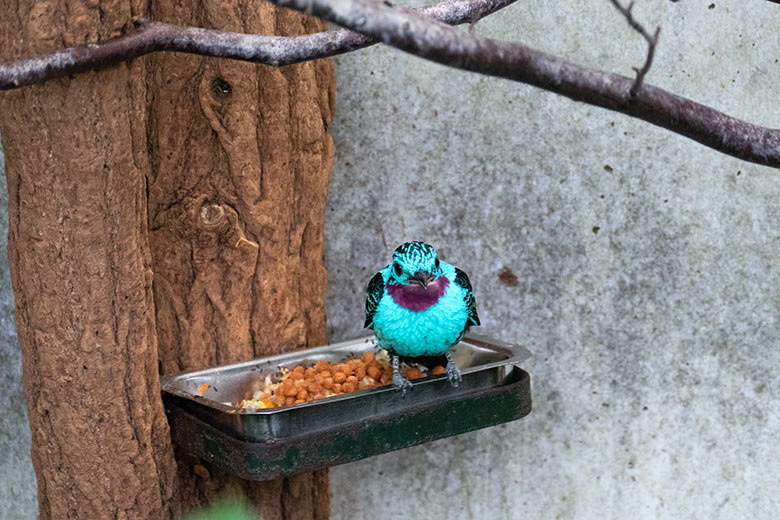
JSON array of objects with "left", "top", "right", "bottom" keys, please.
[
  {"left": 393, "top": 372, "right": 414, "bottom": 396},
  {"left": 445, "top": 352, "right": 461, "bottom": 388},
  {"left": 392, "top": 354, "right": 413, "bottom": 397}
]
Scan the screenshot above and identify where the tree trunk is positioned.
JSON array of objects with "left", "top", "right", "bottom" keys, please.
[
  {"left": 146, "top": 1, "right": 335, "bottom": 516},
  {"left": 0, "top": 1, "right": 179, "bottom": 518},
  {"left": 0, "top": 0, "right": 334, "bottom": 518}
]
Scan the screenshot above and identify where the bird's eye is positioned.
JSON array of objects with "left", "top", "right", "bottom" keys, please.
[
  {"left": 435, "top": 258, "right": 440, "bottom": 270},
  {"left": 393, "top": 263, "right": 403, "bottom": 277}
]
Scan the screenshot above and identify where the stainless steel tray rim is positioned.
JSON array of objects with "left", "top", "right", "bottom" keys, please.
[{"left": 160, "top": 332, "right": 531, "bottom": 415}]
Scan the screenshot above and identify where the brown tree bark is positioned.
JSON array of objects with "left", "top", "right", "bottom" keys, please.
[
  {"left": 146, "top": 2, "right": 335, "bottom": 519},
  {"left": 0, "top": 1, "right": 179, "bottom": 518},
  {"left": 0, "top": 0, "right": 334, "bottom": 518}
]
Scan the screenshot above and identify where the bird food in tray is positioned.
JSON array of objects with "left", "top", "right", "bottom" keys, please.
[
  {"left": 161, "top": 334, "right": 531, "bottom": 442},
  {"left": 235, "top": 349, "right": 443, "bottom": 411}
]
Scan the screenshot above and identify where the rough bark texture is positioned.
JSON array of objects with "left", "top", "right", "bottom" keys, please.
[
  {"left": 0, "top": 0, "right": 178, "bottom": 518},
  {"left": 146, "top": 2, "right": 335, "bottom": 519},
  {"left": 0, "top": 0, "right": 333, "bottom": 518}
]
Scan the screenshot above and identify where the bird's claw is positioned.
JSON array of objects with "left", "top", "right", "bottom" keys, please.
[
  {"left": 393, "top": 373, "right": 414, "bottom": 396},
  {"left": 446, "top": 360, "right": 462, "bottom": 388},
  {"left": 391, "top": 354, "right": 413, "bottom": 396}
]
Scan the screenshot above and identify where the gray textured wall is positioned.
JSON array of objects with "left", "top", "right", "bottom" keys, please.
[
  {"left": 1, "top": 1, "right": 779, "bottom": 518},
  {"left": 325, "top": 1, "right": 780, "bottom": 519},
  {"left": 0, "top": 141, "right": 38, "bottom": 517}
]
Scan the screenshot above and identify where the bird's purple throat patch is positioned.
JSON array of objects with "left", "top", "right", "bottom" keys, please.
[{"left": 387, "top": 277, "right": 450, "bottom": 312}]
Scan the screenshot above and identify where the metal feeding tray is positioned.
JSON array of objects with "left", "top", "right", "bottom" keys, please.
[{"left": 161, "top": 334, "right": 532, "bottom": 481}]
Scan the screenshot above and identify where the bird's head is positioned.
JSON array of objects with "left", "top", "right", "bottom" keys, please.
[{"left": 389, "top": 241, "right": 443, "bottom": 289}]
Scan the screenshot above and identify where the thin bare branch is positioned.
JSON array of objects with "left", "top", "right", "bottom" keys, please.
[
  {"left": 609, "top": 0, "right": 660, "bottom": 99},
  {"left": 266, "top": 0, "right": 780, "bottom": 169},
  {"left": 0, "top": 0, "right": 516, "bottom": 91}
]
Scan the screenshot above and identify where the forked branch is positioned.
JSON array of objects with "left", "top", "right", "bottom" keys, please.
[
  {"left": 266, "top": 0, "right": 780, "bottom": 169},
  {"left": 608, "top": 0, "right": 660, "bottom": 99}
]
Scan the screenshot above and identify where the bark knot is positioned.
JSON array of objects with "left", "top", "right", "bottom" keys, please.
[{"left": 199, "top": 203, "right": 225, "bottom": 229}]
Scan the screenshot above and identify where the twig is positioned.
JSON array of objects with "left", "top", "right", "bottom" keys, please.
[
  {"left": 266, "top": 0, "right": 780, "bottom": 169},
  {"left": 0, "top": 0, "right": 516, "bottom": 91},
  {"left": 609, "top": 0, "right": 660, "bottom": 99},
  {"left": 467, "top": 4, "right": 489, "bottom": 34}
]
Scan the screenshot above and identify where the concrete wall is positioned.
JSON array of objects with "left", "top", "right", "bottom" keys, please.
[
  {"left": 1, "top": 1, "right": 779, "bottom": 518},
  {"left": 0, "top": 141, "right": 38, "bottom": 517},
  {"left": 324, "top": 1, "right": 780, "bottom": 518}
]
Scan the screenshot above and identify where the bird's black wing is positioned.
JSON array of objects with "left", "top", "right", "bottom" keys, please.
[
  {"left": 454, "top": 267, "right": 480, "bottom": 327},
  {"left": 364, "top": 271, "right": 385, "bottom": 329}
]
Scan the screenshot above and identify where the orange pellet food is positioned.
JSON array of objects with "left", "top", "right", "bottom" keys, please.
[
  {"left": 432, "top": 365, "right": 446, "bottom": 375},
  {"left": 239, "top": 351, "right": 438, "bottom": 411},
  {"left": 405, "top": 367, "right": 423, "bottom": 380}
]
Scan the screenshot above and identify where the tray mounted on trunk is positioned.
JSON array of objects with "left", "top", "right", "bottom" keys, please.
[{"left": 161, "top": 334, "right": 532, "bottom": 480}]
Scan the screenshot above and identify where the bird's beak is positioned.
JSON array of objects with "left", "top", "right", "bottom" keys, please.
[{"left": 408, "top": 270, "right": 435, "bottom": 288}]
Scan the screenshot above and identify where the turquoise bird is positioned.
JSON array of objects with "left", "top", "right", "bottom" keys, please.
[{"left": 365, "top": 241, "right": 480, "bottom": 394}]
